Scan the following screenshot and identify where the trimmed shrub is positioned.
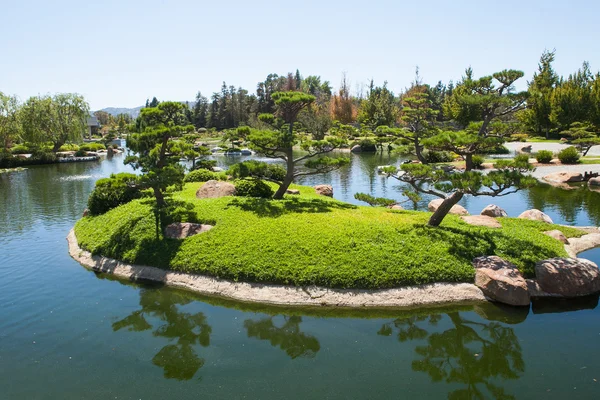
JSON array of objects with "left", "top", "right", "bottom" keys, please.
[
  {"left": 557, "top": 146, "right": 580, "bottom": 164},
  {"left": 184, "top": 168, "right": 218, "bottom": 182},
  {"left": 80, "top": 143, "right": 106, "bottom": 152},
  {"left": 358, "top": 138, "right": 377, "bottom": 152},
  {"left": 536, "top": 150, "right": 553, "bottom": 163},
  {"left": 59, "top": 143, "right": 80, "bottom": 151},
  {"left": 10, "top": 145, "right": 30, "bottom": 154},
  {"left": 234, "top": 178, "right": 274, "bottom": 198},
  {"left": 193, "top": 159, "right": 217, "bottom": 171},
  {"left": 472, "top": 155, "right": 485, "bottom": 169},
  {"left": 485, "top": 145, "right": 511, "bottom": 155},
  {"left": 509, "top": 133, "right": 529, "bottom": 142},
  {"left": 228, "top": 160, "right": 286, "bottom": 182},
  {"left": 423, "top": 150, "right": 454, "bottom": 163},
  {"left": 112, "top": 144, "right": 119, "bottom": 149},
  {"left": 87, "top": 173, "right": 142, "bottom": 216},
  {"left": 75, "top": 149, "right": 87, "bottom": 157}
]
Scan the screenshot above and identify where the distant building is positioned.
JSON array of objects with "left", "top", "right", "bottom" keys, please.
[{"left": 87, "top": 115, "right": 99, "bottom": 138}]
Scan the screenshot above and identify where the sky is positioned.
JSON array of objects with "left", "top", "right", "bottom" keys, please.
[{"left": 2, "top": 0, "right": 600, "bottom": 111}]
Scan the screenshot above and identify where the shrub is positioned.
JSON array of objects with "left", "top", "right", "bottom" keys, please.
[
  {"left": 423, "top": 150, "right": 454, "bottom": 163},
  {"left": 184, "top": 168, "right": 218, "bottom": 182},
  {"left": 59, "top": 143, "right": 80, "bottom": 151},
  {"left": 557, "top": 146, "right": 580, "bottom": 164},
  {"left": 10, "top": 145, "right": 30, "bottom": 154},
  {"left": 234, "top": 178, "right": 274, "bottom": 198},
  {"left": 80, "top": 143, "right": 106, "bottom": 152},
  {"left": 112, "top": 144, "right": 119, "bottom": 149},
  {"left": 536, "top": 150, "right": 553, "bottom": 163},
  {"left": 472, "top": 155, "right": 485, "bottom": 169},
  {"left": 75, "top": 149, "right": 87, "bottom": 157},
  {"left": 193, "top": 159, "right": 217, "bottom": 171},
  {"left": 358, "top": 138, "right": 377, "bottom": 152},
  {"left": 509, "top": 133, "right": 529, "bottom": 142},
  {"left": 87, "top": 173, "right": 142, "bottom": 215},
  {"left": 485, "top": 145, "right": 511, "bottom": 155},
  {"left": 197, "top": 127, "right": 207, "bottom": 134},
  {"left": 228, "top": 160, "right": 286, "bottom": 182}
]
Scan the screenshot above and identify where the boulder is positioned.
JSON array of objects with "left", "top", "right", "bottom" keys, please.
[
  {"left": 350, "top": 145, "right": 362, "bottom": 153},
  {"left": 428, "top": 199, "right": 469, "bottom": 216},
  {"left": 286, "top": 189, "right": 300, "bottom": 195},
  {"left": 588, "top": 177, "right": 600, "bottom": 187},
  {"left": 388, "top": 204, "right": 404, "bottom": 210},
  {"left": 519, "top": 145, "right": 533, "bottom": 153},
  {"left": 517, "top": 209, "right": 553, "bottom": 224},
  {"left": 196, "top": 180, "right": 236, "bottom": 198},
  {"left": 82, "top": 208, "right": 90, "bottom": 217},
  {"left": 314, "top": 184, "right": 333, "bottom": 197},
  {"left": 480, "top": 204, "right": 508, "bottom": 218},
  {"left": 535, "top": 258, "right": 600, "bottom": 297},
  {"left": 461, "top": 215, "right": 502, "bottom": 228},
  {"left": 164, "top": 222, "right": 213, "bottom": 239},
  {"left": 472, "top": 256, "right": 530, "bottom": 306},
  {"left": 543, "top": 229, "right": 569, "bottom": 244},
  {"left": 543, "top": 171, "right": 584, "bottom": 184}
]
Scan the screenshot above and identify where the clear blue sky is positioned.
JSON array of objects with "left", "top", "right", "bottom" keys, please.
[{"left": 2, "top": 0, "right": 599, "bottom": 110}]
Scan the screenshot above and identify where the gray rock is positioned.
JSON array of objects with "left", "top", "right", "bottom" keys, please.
[
  {"left": 535, "top": 257, "right": 600, "bottom": 297},
  {"left": 472, "top": 256, "right": 530, "bottom": 306},
  {"left": 518, "top": 209, "right": 553, "bottom": 224},
  {"left": 314, "top": 184, "right": 333, "bottom": 197},
  {"left": 543, "top": 171, "right": 584, "bottom": 184},
  {"left": 588, "top": 177, "right": 600, "bottom": 187},
  {"left": 165, "top": 222, "right": 213, "bottom": 239},
  {"left": 286, "top": 189, "right": 300, "bottom": 195},
  {"left": 480, "top": 204, "right": 508, "bottom": 218},
  {"left": 350, "top": 145, "right": 362, "bottom": 153},
  {"left": 461, "top": 215, "right": 502, "bottom": 228},
  {"left": 543, "top": 229, "right": 569, "bottom": 244},
  {"left": 196, "top": 180, "right": 236, "bottom": 198},
  {"left": 428, "top": 199, "right": 469, "bottom": 216}
]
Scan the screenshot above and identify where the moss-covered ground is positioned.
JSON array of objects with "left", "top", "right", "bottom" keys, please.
[{"left": 74, "top": 183, "right": 585, "bottom": 289}]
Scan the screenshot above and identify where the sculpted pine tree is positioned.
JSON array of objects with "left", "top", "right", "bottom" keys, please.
[
  {"left": 126, "top": 102, "right": 193, "bottom": 224},
  {"left": 247, "top": 91, "right": 348, "bottom": 199},
  {"left": 384, "top": 70, "right": 535, "bottom": 227}
]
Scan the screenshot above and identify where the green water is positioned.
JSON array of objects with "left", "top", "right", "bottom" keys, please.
[{"left": 1, "top": 155, "right": 600, "bottom": 399}]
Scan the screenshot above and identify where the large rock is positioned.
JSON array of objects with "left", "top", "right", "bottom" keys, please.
[
  {"left": 461, "top": 215, "right": 502, "bottom": 228},
  {"left": 543, "top": 171, "right": 584, "bottom": 184},
  {"left": 472, "top": 256, "right": 530, "bottom": 306},
  {"left": 518, "top": 209, "right": 553, "bottom": 224},
  {"left": 543, "top": 229, "right": 569, "bottom": 244},
  {"left": 286, "top": 189, "right": 300, "bottom": 195},
  {"left": 588, "top": 177, "right": 600, "bottom": 187},
  {"left": 350, "top": 145, "right": 362, "bottom": 153},
  {"left": 196, "top": 180, "right": 236, "bottom": 198},
  {"left": 388, "top": 204, "right": 404, "bottom": 210},
  {"left": 535, "top": 257, "right": 600, "bottom": 297},
  {"left": 314, "top": 184, "right": 333, "bottom": 197},
  {"left": 519, "top": 145, "right": 533, "bottom": 153},
  {"left": 165, "top": 222, "right": 213, "bottom": 239},
  {"left": 428, "top": 199, "right": 469, "bottom": 216},
  {"left": 480, "top": 204, "right": 508, "bottom": 218}
]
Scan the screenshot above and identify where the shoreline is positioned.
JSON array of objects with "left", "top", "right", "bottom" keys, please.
[{"left": 67, "top": 227, "right": 600, "bottom": 308}]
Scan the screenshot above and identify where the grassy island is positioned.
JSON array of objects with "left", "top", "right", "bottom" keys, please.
[{"left": 74, "top": 183, "right": 585, "bottom": 290}]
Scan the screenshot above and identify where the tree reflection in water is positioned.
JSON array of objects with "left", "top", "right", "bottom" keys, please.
[
  {"left": 112, "top": 288, "right": 212, "bottom": 380},
  {"left": 379, "top": 311, "right": 524, "bottom": 399},
  {"left": 244, "top": 315, "right": 320, "bottom": 359}
]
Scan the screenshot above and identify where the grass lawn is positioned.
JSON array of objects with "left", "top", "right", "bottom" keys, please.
[{"left": 74, "top": 183, "right": 585, "bottom": 289}]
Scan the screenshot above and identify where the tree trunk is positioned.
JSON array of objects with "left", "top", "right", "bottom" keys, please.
[
  {"left": 464, "top": 154, "right": 473, "bottom": 171},
  {"left": 52, "top": 141, "right": 64, "bottom": 153},
  {"left": 153, "top": 186, "right": 166, "bottom": 209},
  {"left": 273, "top": 147, "right": 295, "bottom": 200},
  {"left": 427, "top": 192, "right": 464, "bottom": 227},
  {"left": 414, "top": 139, "right": 427, "bottom": 164}
]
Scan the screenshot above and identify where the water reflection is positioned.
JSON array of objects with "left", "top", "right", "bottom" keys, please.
[
  {"left": 525, "top": 183, "right": 600, "bottom": 225},
  {"left": 112, "top": 287, "right": 212, "bottom": 380},
  {"left": 379, "top": 311, "right": 524, "bottom": 399},
  {"left": 244, "top": 315, "right": 320, "bottom": 359}
]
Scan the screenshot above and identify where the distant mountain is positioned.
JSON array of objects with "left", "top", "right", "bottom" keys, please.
[
  {"left": 97, "top": 106, "right": 144, "bottom": 118},
  {"left": 98, "top": 101, "right": 196, "bottom": 119}
]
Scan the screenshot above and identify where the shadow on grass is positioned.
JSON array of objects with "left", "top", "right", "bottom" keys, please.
[
  {"left": 413, "top": 224, "right": 566, "bottom": 276},
  {"left": 226, "top": 196, "right": 357, "bottom": 218}
]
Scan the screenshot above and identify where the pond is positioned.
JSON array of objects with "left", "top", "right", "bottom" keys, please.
[{"left": 1, "top": 154, "right": 599, "bottom": 399}]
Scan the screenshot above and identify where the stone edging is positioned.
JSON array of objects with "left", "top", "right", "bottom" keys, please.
[
  {"left": 67, "top": 228, "right": 600, "bottom": 308},
  {"left": 67, "top": 229, "right": 486, "bottom": 308}
]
